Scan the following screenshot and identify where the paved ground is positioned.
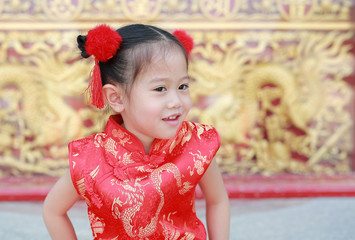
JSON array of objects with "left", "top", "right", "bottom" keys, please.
[{"left": 0, "top": 197, "right": 354, "bottom": 240}]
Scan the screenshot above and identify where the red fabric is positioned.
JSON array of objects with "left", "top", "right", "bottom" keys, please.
[
  {"left": 173, "top": 30, "right": 194, "bottom": 57},
  {"left": 69, "top": 115, "right": 220, "bottom": 239}
]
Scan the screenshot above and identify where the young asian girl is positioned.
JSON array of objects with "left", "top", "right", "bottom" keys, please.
[{"left": 43, "top": 23, "right": 230, "bottom": 240}]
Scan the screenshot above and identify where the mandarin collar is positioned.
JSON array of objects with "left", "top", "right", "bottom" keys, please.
[{"left": 104, "top": 114, "right": 171, "bottom": 156}]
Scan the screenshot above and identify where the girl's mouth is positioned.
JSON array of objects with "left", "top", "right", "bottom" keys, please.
[
  {"left": 163, "top": 114, "right": 181, "bottom": 125},
  {"left": 167, "top": 115, "right": 178, "bottom": 120}
]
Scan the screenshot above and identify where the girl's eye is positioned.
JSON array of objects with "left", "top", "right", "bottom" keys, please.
[
  {"left": 154, "top": 87, "right": 166, "bottom": 92},
  {"left": 179, "top": 84, "right": 189, "bottom": 90}
]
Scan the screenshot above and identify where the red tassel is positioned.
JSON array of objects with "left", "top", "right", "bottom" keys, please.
[
  {"left": 83, "top": 24, "right": 122, "bottom": 109},
  {"left": 87, "top": 59, "right": 105, "bottom": 109}
]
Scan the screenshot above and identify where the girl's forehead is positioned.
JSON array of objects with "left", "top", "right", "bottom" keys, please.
[
  {"left": 147, "top": 48, "right": 186, "bottom": 69},
  {"left": 134, "top": 50, "right": 187, "bottom": 81},
  {"left": 126, "top": 41, "right": 187, "bottom": 88},
  {"left": 151, "top": 47, "right": 183, "bottom": 63},
  {"left": 136, "top": 44, "right": 185, "bottom": 67}
]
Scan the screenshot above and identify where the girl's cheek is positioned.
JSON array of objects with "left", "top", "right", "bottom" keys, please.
[{"left": 186, "top": 98, "right": 193, "bottom": 111}]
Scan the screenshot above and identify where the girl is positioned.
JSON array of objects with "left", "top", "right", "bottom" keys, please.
[{"left": 43, "top": 24, "right": 230, "bottom": 240}]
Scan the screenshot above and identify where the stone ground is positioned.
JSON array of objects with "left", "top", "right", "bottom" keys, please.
[{"left": 0, "top": 197, "right": 354, "bottom": 240}]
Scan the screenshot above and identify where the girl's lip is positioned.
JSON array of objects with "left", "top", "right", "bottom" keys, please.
[
  {"left": 163, "top": 113, "right": 181, "bottom": 120},
  {"left": 162, "top": 113, "right": 181, "bottom": 125}
]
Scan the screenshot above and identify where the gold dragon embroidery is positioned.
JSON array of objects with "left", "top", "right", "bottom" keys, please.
[
  {"left": 112, "top": 128, "right": 132, "bottom": 146},
  {"left": 188, "top": 151, "right": 210, "bottom": 176},
  {"left": 88, "top": 210, "right": 105, "bottom": 238},
  {"left": 111, "top": 162, "right": 191, "bottom": 238}
]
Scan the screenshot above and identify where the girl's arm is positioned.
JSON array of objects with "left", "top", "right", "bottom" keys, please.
[
  {"left": 43, "top": 170, "right": 81, "bottom": 240},
  {"left": 199, "top": 159, "right": 230, "bottom": 240}
]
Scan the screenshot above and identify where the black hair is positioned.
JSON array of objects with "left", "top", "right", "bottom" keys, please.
[{"left": 77, "top": 24, "right": 188, "bottom": 89}]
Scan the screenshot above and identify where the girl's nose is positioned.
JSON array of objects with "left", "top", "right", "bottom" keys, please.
[{"left": 167, "top": 91, "right": 182, "bottom": 109}]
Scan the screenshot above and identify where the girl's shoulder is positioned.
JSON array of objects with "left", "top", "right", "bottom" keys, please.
[
  {"left": 176, "top": 121, "right": 221, "bottom": 155},
  {"left": 67, "top": 131, "right": 107, "bottom": 171},
  {"left": 69, "top": 131, "right": 107, "bottom": 149},
  {"left": 182, "top": 121, "right": 220, "bottom": 143}
]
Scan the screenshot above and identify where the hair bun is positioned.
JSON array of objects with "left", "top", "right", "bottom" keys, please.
[
  {"left": 77, "top": 35, "right": 89, "bottom": 58},
  {"left": 85, "top": 24, "right": 122, "bottom": 62}
]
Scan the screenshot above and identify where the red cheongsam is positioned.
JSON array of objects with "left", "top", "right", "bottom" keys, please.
[{"left": 69, "top": 115, "right": 220, "bottom": 240}]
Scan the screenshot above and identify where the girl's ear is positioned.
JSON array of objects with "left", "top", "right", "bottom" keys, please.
[{"left": 102, "top": 84, "right": 125, "bottom": 113}]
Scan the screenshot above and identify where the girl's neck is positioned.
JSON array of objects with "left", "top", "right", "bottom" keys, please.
[{"left": 121, "top": 123, "right": 153, "bottom": 155}]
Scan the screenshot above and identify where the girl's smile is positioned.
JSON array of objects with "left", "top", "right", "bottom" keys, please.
[{"left": 162, "top": 113, "right": 182, "bottom": 126}]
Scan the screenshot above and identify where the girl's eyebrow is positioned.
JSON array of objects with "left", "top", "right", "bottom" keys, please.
[
  {"left": 149, "top": 77, "right": 167, "bottom": 83},
  {"left": 149, "top": 76, "right": 189, "bottom": 83}
]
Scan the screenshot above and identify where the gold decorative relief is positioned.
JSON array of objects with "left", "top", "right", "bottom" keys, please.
[
  {"left": 0, "top": 0, "right": 354, "bottom": 176},
  {"left": 277, "top": 0, "right": 317, "bottom": 20},
  {"left": 188, "top": 30, "right": 354, "bottom": 175},
  {"left": 199, "top": 0, "right": 242, "bottom": 20},
  {"left": 121, "top": 0, "right": 163, "bottom": 21},
  {"left": 0, "top": 30, "right": 106, "bottom": 176},
  {"left": 42, "top": 0, "right": 85, "bottom": 20},
  {"left": 0, "top": 0, "right": 352, "bottom": 22}
]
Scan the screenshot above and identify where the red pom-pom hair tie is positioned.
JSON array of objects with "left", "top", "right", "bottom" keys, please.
[
  {"left": 84, "top": 24, "right": 122, "bottom": 109},
  {"left": 173, "top": 30, "right": 194, "bottom": 57}
]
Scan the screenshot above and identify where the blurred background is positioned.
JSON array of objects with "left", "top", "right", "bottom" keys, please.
[
  {"left": 2, "top": 1, "right": 355, "bottom": 239},
  {"left": 1, "top": 0, "right": 355, "bottom": 199}
]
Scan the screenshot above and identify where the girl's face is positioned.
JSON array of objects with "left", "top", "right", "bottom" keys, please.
[{"left": 120, "top": 48, "right": 192, "bottom": 152}]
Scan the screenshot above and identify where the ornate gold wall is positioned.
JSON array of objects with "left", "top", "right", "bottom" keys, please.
[{"left": 0, "top": 0, "right": 355, "bottom": 177}]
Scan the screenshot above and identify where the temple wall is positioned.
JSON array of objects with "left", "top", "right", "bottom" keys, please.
[{"left": 0, "top": 0, "right": 355, "bottom": 177}]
